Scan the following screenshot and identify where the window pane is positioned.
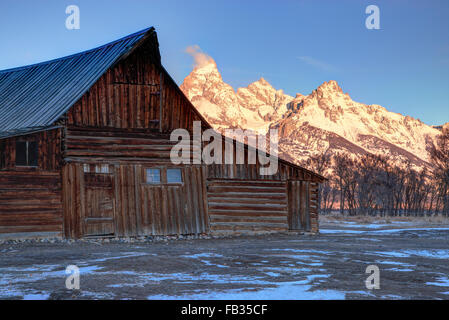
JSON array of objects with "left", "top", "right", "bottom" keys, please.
[
  {"left": 95, "top": 164, "right": 109, "bottom": 174},
  {"left": 15, "top": 141, "right": 27, "bottom": 166},
  {"left": 28, "top": 141, "right": 38, "bottom": 167},
  {"left": 146, "top": 168, "right": 161, "bottom": 184},
  {"left": 167, "top": 168, "right": 182, "bottom": 184}
]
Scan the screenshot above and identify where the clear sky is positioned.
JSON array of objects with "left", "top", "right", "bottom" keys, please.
[{"left": 0, "top": 0, "right": 448, "bottom": 125}]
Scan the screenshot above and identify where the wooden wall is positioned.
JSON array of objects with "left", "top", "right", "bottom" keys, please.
[
  {"left": 0, "top": 129, "right": 62, "bottom": 171},
  {"left": 64, "top": 127, "right": 184, "bottom": 164},
  {"left": 207, "top": 180, "right": 288, "bottom": 234},
  {"left": 0, "top": 129, "right": 63, "bottom": 237},
  {"left": 0, "top": 171, "right": 62, "bottom": 236},
  {"left": 288, "top": 181, "right": 310, "bottom": 231},
  {"left": 139, "top": 165, "right": 208, "bottom": 236},
  {"left": 206, "top": 139, "right": 323, "bottom": 182},
  {"left": 309, "top": 181, "right": 319, "bottom": 233},
  {"left": 207, "top": 179, "right": 319, "bottom": 235},
  {"left": 62, "top": 162, "right": 208, "bottom": 238}
]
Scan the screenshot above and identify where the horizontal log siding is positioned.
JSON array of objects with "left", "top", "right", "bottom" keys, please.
[
  {"left": 0, "top": 171, "right": 63, "bottom": 236},
  {"left": 64, "top": 127, "right": 192, "bottom": 164},
  {"left": 0, "top": 129, "right": 63, "bottom": 237},
  {"left": 206, "top": 180, "right": 289, "bottom": 235}
]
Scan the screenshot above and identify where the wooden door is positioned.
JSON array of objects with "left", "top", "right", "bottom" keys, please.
[
  {"left": 83, "top": 171, "right": 116, "bottom": 236},
  {"left": 287, "top": 181, "right": 311, "bottom": 231}
]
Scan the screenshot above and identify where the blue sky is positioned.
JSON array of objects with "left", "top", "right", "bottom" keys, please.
[{"left": 0, "top": 0, "right": 448, "bottom": 125}]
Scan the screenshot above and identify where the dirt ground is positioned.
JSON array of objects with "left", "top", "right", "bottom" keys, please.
[{"left": 0, "top": 220, "right": 448, "bottom": 300}]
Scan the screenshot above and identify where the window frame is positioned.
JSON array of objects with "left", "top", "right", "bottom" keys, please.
[
  {"left": 15, "top": 139, "right": 38, "bottom": 168},
  {"left": 143, "top": 167, "right": 183, "bottom": 185},
  {"left": 166, "top": 168, "right": 183, "bottom": 185},
  {"left": 83, "top": 164, "right": 111, "bottom": 175},
  {"left": 145, "top": 167, "right": 162, "bottom": 185}
]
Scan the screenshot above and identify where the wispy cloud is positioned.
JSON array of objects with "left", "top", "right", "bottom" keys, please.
[
  {"left": 185, "top": 45, "right": 215, "bottom": 69},
  {"left": 297, "top": 56, "right": 338, "bottom": 72}
]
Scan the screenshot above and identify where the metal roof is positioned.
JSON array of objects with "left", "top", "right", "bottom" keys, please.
[{"left": 0, "top": 27, "right": 154, "bottom": 136}]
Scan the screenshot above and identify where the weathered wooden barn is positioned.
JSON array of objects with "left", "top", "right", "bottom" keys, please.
[{"left": 0, "top": 27, "right": 325, "bottom": 239}]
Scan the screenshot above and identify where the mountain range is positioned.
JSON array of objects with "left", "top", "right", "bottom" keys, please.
[{"left": 180, "top": 56, "right": 443, "bottom": 172}]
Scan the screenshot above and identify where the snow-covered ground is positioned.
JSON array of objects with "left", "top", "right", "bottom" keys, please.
[{"left": 0, "top": 221, "right": 448, "bottom": 300}]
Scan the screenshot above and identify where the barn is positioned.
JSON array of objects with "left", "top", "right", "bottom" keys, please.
[{"left": 0, "top": 27, "right": 325, "bottom": 239}]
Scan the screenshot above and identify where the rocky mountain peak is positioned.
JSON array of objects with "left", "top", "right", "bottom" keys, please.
[
  {"left": 180, "top": 51, "right": 442, "bottom": 169},
  {"left": 316, "top": 80, "right": 343, "bottom": 95},
  {"left": 253, "top": 77, "right": 270, "bottom": 86}
]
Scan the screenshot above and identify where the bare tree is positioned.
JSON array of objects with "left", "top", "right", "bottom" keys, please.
[{"left": 430, "top": 128, "right": 449, "bottom": 216}]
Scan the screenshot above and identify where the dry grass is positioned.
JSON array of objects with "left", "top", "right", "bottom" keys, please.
[{"left": 319, "top": 212, "right": 449, "bottom": 225}]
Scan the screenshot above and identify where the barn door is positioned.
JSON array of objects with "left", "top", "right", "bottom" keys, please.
[
  {"left": 288, "top": 181, "right": 311, "bottom": 231},
  {"left": 83, "top": 165, "right": 116, "bottom": 236}
]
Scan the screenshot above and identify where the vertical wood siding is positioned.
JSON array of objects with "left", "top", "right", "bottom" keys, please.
[
  {"left": 287, "top": 181, "right": 311, "bottom": 232},
  {"left": 309, "top": 182, "right": 319, "bottom": 233},
  {"left": 62, "top": 163, "right": 208, "bottom": 238},
  {"left": 65, "top": 39, "right": 207, "bottom": 134},
  {"left": 206, "top": 139, "right": 322, "bottom": 183}
]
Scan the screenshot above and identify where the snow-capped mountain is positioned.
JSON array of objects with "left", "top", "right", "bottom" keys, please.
[
  {"left": 180, "top": 58, "right": 292, "bottom": 133},
  {"left": 180, "top": 55, "right": 441, "bottom": 170}
]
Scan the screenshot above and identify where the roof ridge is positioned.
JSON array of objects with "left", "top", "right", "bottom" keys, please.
[{"left": 0, "top": 27, "right": 153, "bottom": 74}]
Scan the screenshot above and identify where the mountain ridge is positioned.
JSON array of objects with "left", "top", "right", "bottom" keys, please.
[{"left": 180, "top": 56, "right": 441, "bottom": 171}]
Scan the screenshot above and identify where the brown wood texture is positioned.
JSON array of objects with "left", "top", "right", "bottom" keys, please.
[
  {"left": 0, "top": 170, "right": 63, "bottom": 235},
  {"left": 206, "top": 138, "right": 323, "bottom": 183},
  {"left": 0, "top": 129, "right": 62, "bottom": 171},
  {"left": 287, "top": 180, "right": 314, "bottom": 232},
  {"left": 206, "top": 180, "right": 289, "bottom": 234},
  {"left": 65, "top": 38, "right": 208, "bottom": 134},
  {"left": 64, "top": 127, "right": 190, "bottom": 164},
  {"left": 0, "top": 129, "right": 63, "bottom": 236},
  {"left": 84, "top": 171, "right": 115, "bottom": 236},
  {"left": 62, "top": 163, "right": 208, "bottom": 238}
]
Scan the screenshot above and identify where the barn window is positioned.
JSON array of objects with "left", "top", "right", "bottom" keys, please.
[
  {"left": 146, "top": 168, "right": 161, "bottom": 184},
  {"left": 95, "top": 164, "right": 110, "bottom": 174},
  {"left": 167, "top": 168, "right": 183, "bottom": 184},
  {"left": 15, "top": 141, "right": 38, "bottom": 167}
]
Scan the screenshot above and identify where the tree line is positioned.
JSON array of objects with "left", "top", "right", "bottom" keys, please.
[{"left": 303, "top": 129, "right": 449, "bottom": 216}]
